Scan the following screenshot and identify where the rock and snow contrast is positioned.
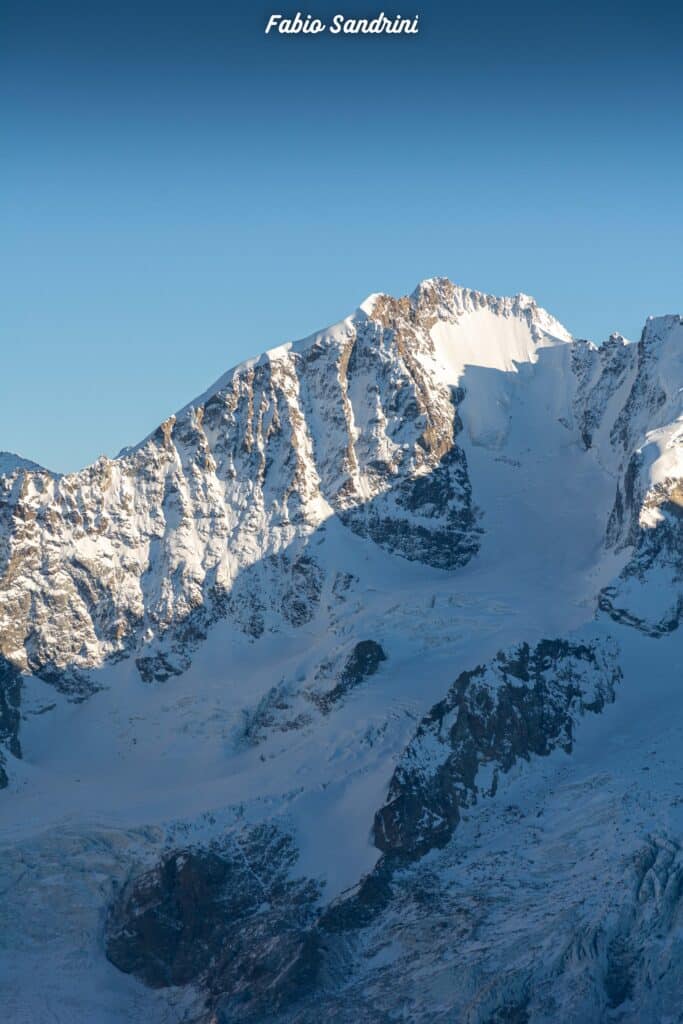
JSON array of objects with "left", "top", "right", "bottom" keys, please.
[{"left": 2, "top": 278, "right": 683, "bottom": 1022}]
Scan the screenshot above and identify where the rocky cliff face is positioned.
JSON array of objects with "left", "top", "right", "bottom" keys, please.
[
  {"left": 373, "top": 637, "right": 621, "bottom": 858},
  {"left": 594, "top": 317, "right": 683, "bottom": 635},
  {"left": 106, "top": 825, "right": 321, "bottom": 1021},
  {"left": 0, "top": 655, "right": 22, "bottom": 788},
  {"left": 566, "top": 313, "right": 683, "bottom": 637},
  {"left": 5, "top": 280, "right": 683, "bottom": 1024}
]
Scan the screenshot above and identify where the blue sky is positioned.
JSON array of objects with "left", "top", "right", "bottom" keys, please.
[{"left": 2, "top": 0, "right": 683, "bottom": 472}]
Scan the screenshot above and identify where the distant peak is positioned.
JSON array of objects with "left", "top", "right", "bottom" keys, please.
[{"left": 0, "top": 451, "right": 52, "bottom": 477}]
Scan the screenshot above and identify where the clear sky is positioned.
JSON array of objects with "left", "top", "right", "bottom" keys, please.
[{"left": 2, "top": 0, "right": 683, "bottom": 472}]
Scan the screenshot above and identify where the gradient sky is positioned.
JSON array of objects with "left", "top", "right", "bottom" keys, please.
[{"left": 2, "top": 0, "right": 683, "bottom": 472}]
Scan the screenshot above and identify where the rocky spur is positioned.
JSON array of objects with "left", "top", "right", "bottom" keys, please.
[{"left": 265, "top": 12, "right": 419, "bottom": 35}]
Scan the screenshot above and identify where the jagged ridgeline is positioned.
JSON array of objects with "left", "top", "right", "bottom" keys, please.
[{"left": 2, "top": 282, "right": 682, "bottom": 695}]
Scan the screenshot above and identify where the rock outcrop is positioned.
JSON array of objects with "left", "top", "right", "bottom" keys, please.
[
  {"left": 313, "top": 638, "right": 387, "bottom": 712},
  {"left": 106, "top": 826, "right": 321, "bottom": 1021},
  {"left": 0, "top": 655, "right": 22, "bottom": 788},
  {"left": 373, "top": 637, "right": 621, "bottom": 858}
]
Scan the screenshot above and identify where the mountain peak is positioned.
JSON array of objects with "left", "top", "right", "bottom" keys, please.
[
  {"left": 123, "top": 279, "right": 575, "bottom": 465},
  {"left": 398, "top": 277, "right": 572, "bottom": 344},
  {"left": 0, "top": 451, "right": 51, "bottom": 477}
]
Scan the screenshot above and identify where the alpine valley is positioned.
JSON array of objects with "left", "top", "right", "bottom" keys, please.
[{"left": 2, "top": 278, "right": 683, "bottom": 1023}]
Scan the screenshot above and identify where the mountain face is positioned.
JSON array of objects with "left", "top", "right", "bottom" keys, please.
[{"left": 2, "top": 279, "right": 683, "bottom": 1023}]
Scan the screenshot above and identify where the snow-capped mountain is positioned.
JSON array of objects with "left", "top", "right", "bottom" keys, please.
[{"left": 2, "top": 279, "right": 683, "bottom": 1023}]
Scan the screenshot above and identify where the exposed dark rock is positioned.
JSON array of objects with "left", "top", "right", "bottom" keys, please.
[
  {"left": 610, "top": 321, "right": 674, "bottom": 456},
  {"left": 212, "top": 926, "right": 321, "bottom": 1023},
  {"left": 107, "top": 847, "right": 235, "bottom": 987},
  {"left": 0, "top": 654, "right": 22, "bottom": 788},
  {"left": 572, "top": 334, "right": 635, "bottom": 452},
  {"left": 340, "top": 505, "right": 480, "bottom": 571},
  {"left": 314, "top": 640, "right": 387, "bottom": 712},
  {"left": 598, "top": 588, "right": 682, "bottom": 638},
  {"left": 605, "top": 452, "right": 643, "bottom": 551},
  {"left": 135, "top": 652, "right": 186, "bottom": 684},
  {"left": 601, "top": 479, "right": 683, "bottom": 636},
  {"left": 106, "top": 825, "right": 322, "bottom": 1020},
  {"left": 29, "top": 660, "right": 98, "bottom": 700},
  {"left": 303, "top": 636, "right": 624, "bottom": 953},
  {"left": 373, "top": 637, "right": 621, "bottom": 858},
  {"left": 330, "top": 571, "right": 356, "bottom": 602},
  {"left": 338, "top": 445, "right": 481, "bottom": 571}
]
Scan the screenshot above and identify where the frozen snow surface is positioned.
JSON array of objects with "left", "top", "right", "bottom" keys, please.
[{"left": 2, "top": 279, "right": 683, "bottom": 1022}]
